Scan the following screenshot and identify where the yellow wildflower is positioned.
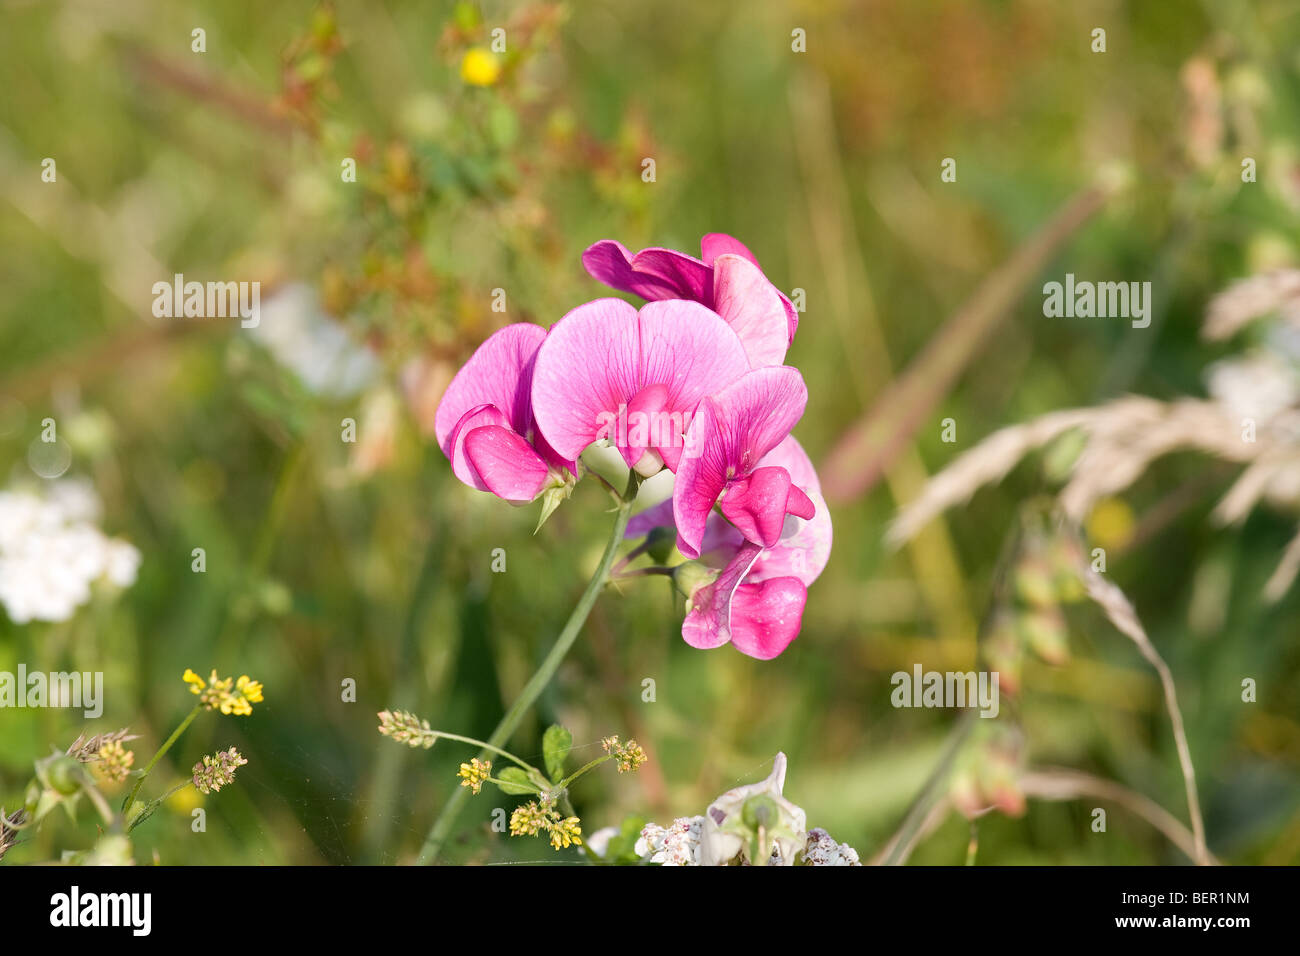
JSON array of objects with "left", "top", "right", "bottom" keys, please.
[
  {"left": 95, "top": 740, "right": 135, "bottom": 783},
  {"left": 460, "top": 48, "right": 500, "bottom": 86},
  {"left": 457, "top": 758, "right": 491, "bottom": 795},
  {"left": 182, "top": 668, "right": 264, "bottom": 716},
  {"left": 549, "top": 816, "right": 583, "bottom": 850},
  {"left": 510, "top": 801, "right": 550, "bottom": 837}
]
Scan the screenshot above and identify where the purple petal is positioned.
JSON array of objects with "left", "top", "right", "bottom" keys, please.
[
  {"left": 582, "top": 240, "right": 681, "bottom": 301},
  {"left": 630, "top": 247, "right": 714, "bottom": 304}
]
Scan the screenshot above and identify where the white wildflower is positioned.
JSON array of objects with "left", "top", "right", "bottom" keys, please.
[
  {"left": 0, "top": 479, "right": 140, "bottom": 624},
  {"left": 802, "top": 827, "right": 862, "bottom": 866},
  {"left": 635, "top": 816, "right": 704, "bottom": 866},
  {"left": 251, "top": 283, "right": 380, "bottom": 398}
]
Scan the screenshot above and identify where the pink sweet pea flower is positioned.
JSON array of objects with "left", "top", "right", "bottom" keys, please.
[
  {"left": 582, "top": 233, "right": 797, "bottom": 368},
  {"left": 433, "top": 323, "right": 575, "bottom": 503},
  {"left": 627, "top": 436, "right": 832, "bottom": 659},
  {"left": 673, "top": 366, "right": 815, "bottom": 559},
  {"left": 530, "top": 297, "right": 751, "bottom": 475}
]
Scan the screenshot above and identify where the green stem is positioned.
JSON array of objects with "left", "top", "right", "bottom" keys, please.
[
  {"left": 126, "top": 780, "right": 195, "bottom": 834},
  {"left": 424, "top": 732, "right": 535, "bottom": 772},
  {"left": 557, "top": 754, "right": 613, "bottom": 791},
  {"left": 122, "top": 705, "right": 200, "bottom": 813},
  {"left": 416, "top": 471, "right": 639, "bottom": 864}
]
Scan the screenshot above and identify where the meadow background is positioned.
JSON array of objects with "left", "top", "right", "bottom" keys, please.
[{"left": 1, "top": 0, "right": 1298, "bottom": 864}]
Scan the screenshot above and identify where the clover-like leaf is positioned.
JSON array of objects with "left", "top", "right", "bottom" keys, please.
[{"left": 542, "top": 724, "right": 573, "bottom": 783}]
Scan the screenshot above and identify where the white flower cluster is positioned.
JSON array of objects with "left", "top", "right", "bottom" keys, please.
[
  {"left": 0, "top": 479, "right": 140, "bottom": 624},
  {"left": 802, "top": 827, "right": 861, "bottom": 866},
  {"left": 635, "top": 817, "right": 704, "bottom": 866},
  {"left": 634, "top": 754, "right": 861, "bottom": 866}
]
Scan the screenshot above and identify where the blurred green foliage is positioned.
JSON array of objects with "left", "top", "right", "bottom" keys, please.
[{"left": 1, "top": 0, "right": 1298, "bottom": 865}]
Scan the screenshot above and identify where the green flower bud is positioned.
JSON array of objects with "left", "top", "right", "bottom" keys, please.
[
  {"left": 643, "top": 525, "right": 676, "bottom": 565},
  {"left": 45, "top": 756, "right": 83, "bottom": 796},
  {"left": 672, "top": 562, "right": 718, "bottom": 604}
]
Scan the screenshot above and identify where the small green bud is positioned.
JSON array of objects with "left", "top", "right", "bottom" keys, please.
[
  {"left": 644, "top": 525, "right": 676, "bottom": 564},
  {"left": 672, "top": 562, "right": 718, "bottom": 603},
  {"left": 46, "top": 756, "right": 83, "bottom": 796}
]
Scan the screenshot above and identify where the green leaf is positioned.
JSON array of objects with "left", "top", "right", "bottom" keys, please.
[
  {"left": 602, "top": 814, "right": 648, "bottom": 864},
  {"left": 542, "top": 724, "right": 573, "bottom": 783},
  {"left": 494, "top": 767, "right": 539, "bottom": 796}
]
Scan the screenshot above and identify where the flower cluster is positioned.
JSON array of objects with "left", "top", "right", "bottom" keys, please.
[
  {"left": 192, "top": 748, "right": 248, "bottom": 795},
  {"left": 509, "top": 797, "right": 583, "bottom": 850},
  {"left": 435, "top": 234, "right": 831, "bottom": 658},
  {"left": 94, "top": 740, "right": 135, "bottom": 784},
  {"left": 634, "top": 753, "right": 860, "bottom": 866},
  {"left": 376, "top": 709, "right": 437, "bottom": 748},
  {"left": 0, "top": 478, "right": 141, "bottom": 624},
  {"left": 601, "top": 735, "right": 647, "bottom": 773},
  {"left": 182, "top": 669, "right": 264, "bottom": 716},
  {"left": 456, "top": 758, "right": 491, "bottom": 794}
]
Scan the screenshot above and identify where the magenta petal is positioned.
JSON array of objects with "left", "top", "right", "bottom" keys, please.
[
  {"left": 728, "top": 578, "right": 807, "bottom": 660},
  {"left": 531, "top": 298, "right": 642, "bottom": 462},
  {"left": 447, "top": 404, "right": 511, "bottom": 490},
  {"left": 720, "top": 466, "right": 807, "bottom": 548},
  {"left": 623, "top": 383, "right": 670, "bottom": 468},
  {"left": 462, "top": 425, "right": 550, "bottom": 503},
  {"left": 434, "top": 323, "right": 547, "bottom": 456},
  {"left": 631, "top": 248, "right": 714, "bottom": 304},
  {"left": 711, "top": 254, "right": 791, "bottom": 367},
  {"left": 673, "top": 366, "right": 809, "bottom": 557},
  {"left": 700, "top": 233, "right": 761, "bottom": 269},
  {"left": 673, "top": 399, "right": 729, "bottom": 558},
  {"left": 582, "top": 240, "right": 680, "bottom": 301},
  {"left": 779, "top": 291, "right": 799, "bottom": 343},
  {"left": 681, "top": 541, "right": 764, "bottom": 648}
]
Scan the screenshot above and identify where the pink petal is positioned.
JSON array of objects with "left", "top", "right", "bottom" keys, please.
[
  {"left": 719, "top": 466, "right": 813, "bottom": 548},
  {"left": 447, "top": 404, "right": 511, "bottom": 489},
  {"left": 623, "top": 384, "right": 670, "bottom": 468},
  {"left": 462, "top": 425, "right": 551, "bottom": 503},
  {"left": 681, "top": 542, "right": 764, "bottom": 648},
  {"left": 745, "top": 436, "right": 832, "bottom": 584},
  {"left": 582, "top": 240, "right": 681, "bottom": 301},
  {"left": 434, "top": 323, "right": 547, "bottom": 455},
  {"left": 711, "top": 253, "right": 791, "bottom": 367},
  {"left": 700, "top": 233, "right": 761, "bottom": 269},
  {"left": 637, "top": 299, "right": 751, "bottom": 467},
  {"left": 728, "top": 578, "right": 807, "bottom": 660},
  {"left": 531, "top": 298, "right": 643, "bottom": 462},
  {"left": 673, "top": 366, "right": 809, "bottom": 557},
  {"left": 531, "top": 298, "right": 750, "bottom": 466}
]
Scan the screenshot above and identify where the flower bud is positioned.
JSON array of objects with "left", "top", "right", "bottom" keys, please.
[{"left": 672, "top": 561, "right": 718, "bottom": 604}]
